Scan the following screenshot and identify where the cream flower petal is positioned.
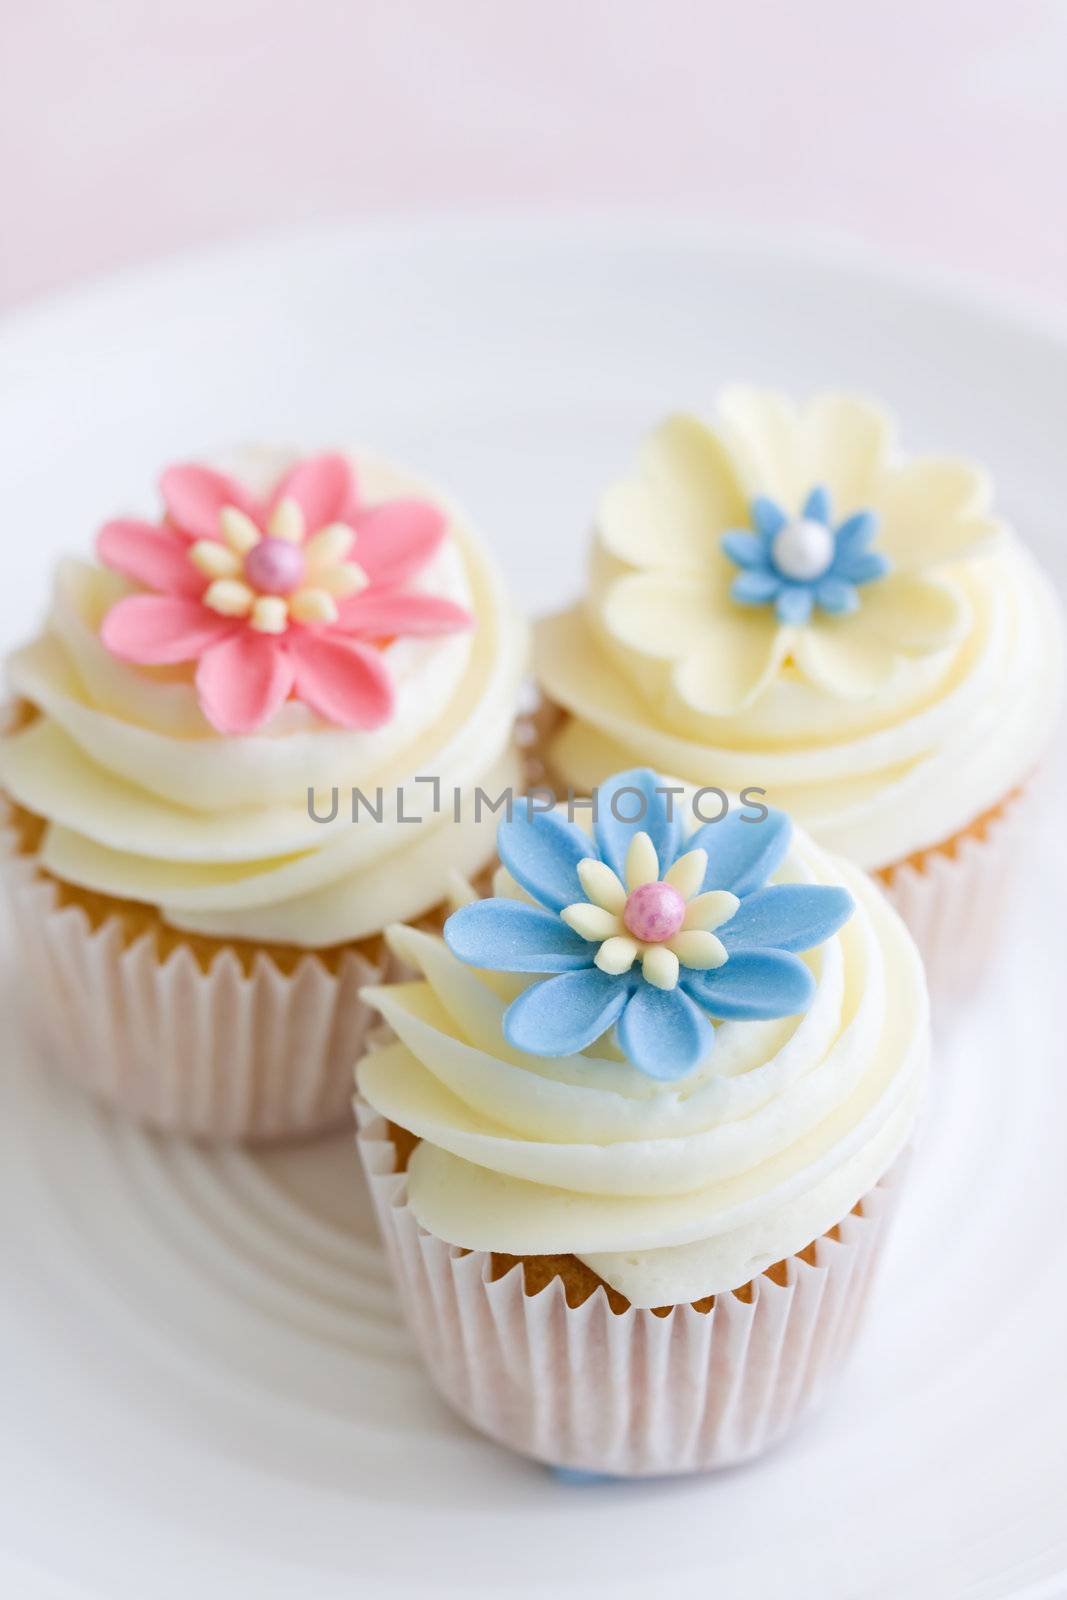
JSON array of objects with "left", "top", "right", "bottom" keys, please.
[
  {"left": 577, "top": 858, "right": 627, "bottom": 914},
  {"left": 203, "top": 577, "right": 254, "bottom": 617},
  {"left": 600, "top": 569, "right": 729, "bottom": 665},
  {"left": 671, "top": 609, "right": 789, "bottom": 716},
  {"left": 561, "top": 903, "right": 622, "bottom": 942},
  {"left": 595, "top": 935, "right": 639, "bottom": 976},
  {"left": 316, "top": 561, "right": 368, "bottom": 597},
  {"left": 625, "top": 832, "right": 660, "bottom": 890},
  {"left": 802, "top": 393, "right": 894, "bottom": 509},
  {"left": 249, "top": 595, "right": 289, "bottom": 634},
  {"left": 876, "top": 458, "right": 1003, "bottom": 570},
  {"left": 666, "top": 930, "right": 728, "bottom": 970},
  {"left": 717, "top": 387, "right": 806, "bottom": 506},
  {"left": 219, "top": 506, "right": 261, "bottom": 554},
  {"left": 268, "top": 496, "right": 306, "bottom": 543},
  {"left": 598, "top": 415, "right": 747, "bottom": 571},
  {"left": 289, "top": 587, "right": 340, "bottom": 625},
  {"left": 305, "top": 523, "right": 354, "bottom": 569},
  {"left": 664, "top": 848, "right": 707, "bottom": 899},
  {"left": 682, "top": 889, "right": 741, "bottom": 932},
  {"left": 859, "top": 571, "right": 968, "bottom": 654},
  {"left": 792, "top": 618, "right": 900, "bottom": 697},
  {"left": 641, "top": 946, "right": 680, "bottom": 990},
  {"left": 189, "top": 540, "right": 240, "bottom": 579}
]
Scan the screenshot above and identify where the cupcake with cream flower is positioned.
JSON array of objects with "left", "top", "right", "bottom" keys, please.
[
  {"left": 355, "top": 768, "right": 927, "bottom": 1476},
  {"left": 535, "top": 391, "right": 1064, "bottom": 991},
  {"left": 0, "top": 447, "right": 526, "bottom": 1141}
]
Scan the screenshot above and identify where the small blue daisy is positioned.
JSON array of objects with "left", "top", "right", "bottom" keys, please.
[
  {"left": 722, "top": 484, "right": 890, "bottom": 625},
  {"left": 444, "top": 770, "right": 853, "bottom": 1082}
]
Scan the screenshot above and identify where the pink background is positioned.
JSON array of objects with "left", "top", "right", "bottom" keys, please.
[{"left": 2, "top": 0, "right": 1067, "bottom": 311}]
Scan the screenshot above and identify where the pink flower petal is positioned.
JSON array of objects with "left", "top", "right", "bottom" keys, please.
[
  {"left": 287, "top": 631, "right": 394, "bottom": 728},
  {"left": 101, "top": 595, "right": 238, "bottom": 664},
  {"left": 334, "top": 590, "right": 473, "bottom": 637},
  {"left": 195, "top": 630, "right": 296, "bottom": 735},
  {"left": 96, "top": 519, "right": 205, "bottom": 599},
  {"left": 267, "top": 453, "right": 357, "bottom": 534},
  {"left": 351, "top": 500, "right": 447, "bottom": 585},
  {"left": 160, "top": 463, "right": 262, "bottom": 541}
]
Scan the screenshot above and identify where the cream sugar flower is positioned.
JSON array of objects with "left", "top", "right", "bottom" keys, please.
[
  {"left": 596, "top": 389, "right": 1005, "bottom": 713},
  {"left": 561, "top": 831, "right": 739, "bottom": 991},
  {"left": 191, "top": 495, "right": 368, "bottom": 634}
]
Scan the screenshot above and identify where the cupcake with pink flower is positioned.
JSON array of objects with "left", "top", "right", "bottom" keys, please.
[{"left": 0, "top": 446, "right": 526, "bottom": 1141}]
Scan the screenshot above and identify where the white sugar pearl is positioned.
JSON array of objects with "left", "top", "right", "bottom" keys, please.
[{"left": 771, "top": 518, "right": 835, "bottom": 581}]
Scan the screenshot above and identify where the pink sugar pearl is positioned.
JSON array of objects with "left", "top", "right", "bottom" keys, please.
[
  {"left": 244, "top": 537, "right": 306, "bottom": 595},
  {"left": 622, "top": 881, "right": 686, "bottom": 943}
]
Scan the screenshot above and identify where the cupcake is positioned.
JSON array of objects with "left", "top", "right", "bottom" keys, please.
[
  {"left": 0, "top": 447, "right": 526, "bottom": 1141},
  {"left": 355, "top": 768, "right": 927, "bottom": 1476},
  {"left": 535, "top": 391, "right": 1064, "bottom": 991}
]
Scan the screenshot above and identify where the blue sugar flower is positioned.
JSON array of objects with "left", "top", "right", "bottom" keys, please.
[
  {"left": 444, "top": 769, "right": 854, "bottom": 1082},
  {"left": 722, "top": 484, "right": 890, "bottom": 625}
]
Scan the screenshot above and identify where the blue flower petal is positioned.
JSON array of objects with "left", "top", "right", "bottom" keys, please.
[
  {"left": 594, "top": 768, "right": 681, "bottom": 882},
  {"left": 497, "top": 802, "right": 591, "bottom": 912},
  {"left": 504, "top": 969, "right": 630, "bottom": 1056},
  {"left": 617, "top": 983, "right": 714, "bottom": 1080},
  {"left": 775, "top": 583, "right": 814, "bottom": 624},
  {"left": 721, "top": 530, "right": 771, "bottom": 570},
  {"left": 815, "top": 575, "right": 859, "bottom": 615},
  {"left": 802, "top": 484, "right": 832, "bottom": 524},
  {"left": 834, "top": 509, "right": 878, "bottom": 562},
  {"left": 751, "top": 495, "right": 788, "bottom": 540},
  {"left": 731, "top": 569, "right": 781, "bottom": 606},
  {"left": 719, "top": 884, "right": 854, "bottom": 953},
  {"left": 688, "top": 806, "right": 792, "bottom": 898},
  {"left": 838, "top": 549, "right": 891, "bottom": 586},
  {"left": 445, "top": 899, "right": 594, "bottom": 973},
  {"left": 682, "top": 950, "right": 815, "bottom": 1020}
]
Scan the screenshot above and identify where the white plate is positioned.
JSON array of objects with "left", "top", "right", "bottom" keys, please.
[{"left": 1, "top": 218, "right": 1065, "bottom": 1600}]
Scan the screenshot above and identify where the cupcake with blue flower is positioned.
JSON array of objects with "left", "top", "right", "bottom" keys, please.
[
  {"left": 536, "top": 390, "right": 1064, "bottom": 992},
  {"left": 355, "top": 768, "right": 929, "bottom": 1477}
]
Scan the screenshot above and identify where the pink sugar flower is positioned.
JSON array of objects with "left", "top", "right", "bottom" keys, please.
[{"left": 97, "top": 454, "right": 473, "bottom": 734}]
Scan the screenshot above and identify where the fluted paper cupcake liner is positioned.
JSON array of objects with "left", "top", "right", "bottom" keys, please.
[
  {"left": 0, "top": 825, "right": 402, "bottom": 1143},
  {"left": 878, "top": 783, "right": 1035, "bottom": 997},
  {"left": 355, "top": 1105, "right": 905, "bottom": 1476}
]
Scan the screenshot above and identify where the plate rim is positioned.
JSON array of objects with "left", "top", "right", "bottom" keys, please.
[
  {"left": 2, "top": 210, "right": 1066, "bottom": 1600},
  {"left": 3, "top": 209, "right": 1067, "bottom": 358}
]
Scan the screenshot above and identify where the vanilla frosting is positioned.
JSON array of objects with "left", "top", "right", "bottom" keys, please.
[
  {"left": 536, "top": 398, "right": 1064, "bottom": 871},
  {"left": 0, "top": 450, "right": 528, "bottom": 946},
  {"left": 357, "top": 817, "right": 928, "bottom": 1307}
]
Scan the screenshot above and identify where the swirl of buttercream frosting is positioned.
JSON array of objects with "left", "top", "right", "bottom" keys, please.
[
  {"left": 0, "top": 449, "right": 528, "bottom": 946},
  {"left": 536, "top": 397, "right": 1063, "bottom": 871},
  {"left": 357, "top": 810, "right": 928, "bottom": 1308}
]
